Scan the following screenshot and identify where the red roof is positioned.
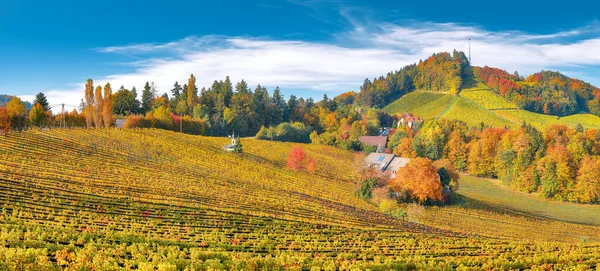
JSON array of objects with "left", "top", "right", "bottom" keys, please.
[{"left": 359, "top": 136, "right": 387, "bottom": 147}]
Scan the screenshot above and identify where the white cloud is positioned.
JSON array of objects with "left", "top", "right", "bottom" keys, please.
[{"left": 32, "top": 20, "right": 600, "bottom": 113}]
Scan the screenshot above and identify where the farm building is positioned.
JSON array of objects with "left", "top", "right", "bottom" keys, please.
[
  {"left": 364, "top": 153, "right": 410, "bottom": 178},
  {"left": 359, "top": 135, "right": 388, "bottom": 153},
  {"left": 364, "top": 153, "right": 395, "bottom": 171}
]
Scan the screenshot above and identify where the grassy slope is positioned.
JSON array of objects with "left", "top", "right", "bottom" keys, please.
[
  {"left": 383, "top": 85, "right": 600, "bottom": 130},
  {"left": 408, "top": 175, "right": 600, "bottom": 243}
]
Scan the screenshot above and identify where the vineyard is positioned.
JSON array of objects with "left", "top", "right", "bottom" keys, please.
[
  {"left": 1, "top": 129, "right": 600, "bottom": 270},
  {"left": 385, "top": 85, "right": 600, "bottom": 130}
]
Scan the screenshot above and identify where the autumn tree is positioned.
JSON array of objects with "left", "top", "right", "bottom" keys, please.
[
  {"left": 468, "top": 128, "right": 506, "bottom": 177},
  {"left": 306, "top": 157, "right": 317, "bottom": 173},
  {"left": 0, "top": 107, "right": 9, "bottom": 134},
  {"left": 574, "top": 155, "right": 600, "bottom": 203},
  {"left": 413, "top": 120, "right": 445, "bottom": 160},
  {"left": 28, "top": 103, "right": 48, "bottom": 129},
  {"left": 444, "top": 130, "right": 467, "bottom": 171},
  {"left": 93, "top": 85, "right": 103, "bottom": 128},
  {"left": 5, "top": 96, "right": 27, "bottom": 131},
  {"left": 85, "top": 79, "right": 94, "bottom": 128},
  {"left": 390, "top": 157, "right": 443, "bottom": 204},
  {"left": 102, "top": 83, "right": 113, "bottom": 127},
  {"left": 287, "top": 145, "right": 306, "bottom": 171},
  {"left": 187, "top": 74, "right": 196, "bottom": 113}
]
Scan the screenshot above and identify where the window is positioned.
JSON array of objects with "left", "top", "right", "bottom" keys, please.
[{"left": 376, "top": 156, "right": 385, "bottom": 162}]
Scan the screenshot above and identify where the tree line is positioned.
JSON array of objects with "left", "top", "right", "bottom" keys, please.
[
  {"left": 474, "top": 67, "right": 600, "bottom": 117},
  {"left": 385, "top": 119, "right": 600, "bottom": 204}
]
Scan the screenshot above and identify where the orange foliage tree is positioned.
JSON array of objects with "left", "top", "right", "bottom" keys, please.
[
  {"left": 286, "top": 145, "right": 317, "bottom": 172},
  {"left": 390, "top": 158, "right": 442, "bottom": 204},
  {"left": 287, "top": 145, "right": 306, "bottom": 171}
]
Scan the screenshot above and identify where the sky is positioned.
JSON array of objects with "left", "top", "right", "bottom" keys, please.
[{"left": 1, "top": 0, "right": 600, "bottom": 112}]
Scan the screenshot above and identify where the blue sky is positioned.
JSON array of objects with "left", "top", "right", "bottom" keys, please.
[{"left": 2, "top": 0, "right": 600, "bottom": 110}]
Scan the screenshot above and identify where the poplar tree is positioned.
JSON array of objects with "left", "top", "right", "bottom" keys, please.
[
  {"left": 187, "top": 74, "right": 196, "bottom": 113},
  {"left": 102, "top": 83, "right": 113, "bottom": 127},
  {"left": 84, "top": 79, "right": 94, "bottom": 128},
  {"left": 94, "top": 85, "right": 103, "bottom": 128}
]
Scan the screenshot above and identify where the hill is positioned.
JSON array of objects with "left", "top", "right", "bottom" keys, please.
[
  {"left": 1, "top": 128, "right": 599, "bottom": 269},
  {"left": 0, "top": 94, "right": 32, "bottom": 110},
  {"left": 384, "top": 85, "right": 600, "bottom": 130}
]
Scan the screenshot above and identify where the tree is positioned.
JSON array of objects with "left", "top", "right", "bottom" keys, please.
[
  {"left": 33, "top": 92, "right": 51, "bottom": 111},
  {"left": 234, "top": 137, "right": 243, "bottom": 153},
  {"left": 0, "top": 107, "right": 10, "bottom": 134},
  {"left": 187, "top": 74, "right": 196, "bottom": 111},
  {"left": 287, "top": 145, "right": 306, "bottom": 171},
  {"left": 6, "top": 96, "right": 27, "bottom": 131},
  {"left": 444, "top": 130, "right": 467, "bottom": 171},
  {"left": 574, "top": 155, "right": 600, "bottom": 203},
  {"left": 141, "top": 81, "right": 153, "bottom": 115},
  {"left": 306, "top": 156, "right": 317, "bottom": 173},
  {"left": 112, "top": 87, "right": 137, "bottom": 115},
  {"left": 85, "top": 79, "right": 94, "bottom": 128},
  {"left": 102, "top": 83, "right": 113, "bottom": 127},
  {"left": 390, "top": 158, "right": 443, "bottom": 204},
  {"left": 170, "top": 81, "right": 182, "bottom": 109},
  {"left": 28, "top": 103, "right": 48, "bottom": 129},
  {"left": 93, "top": 85, "right": 103, "bottom": 128}
]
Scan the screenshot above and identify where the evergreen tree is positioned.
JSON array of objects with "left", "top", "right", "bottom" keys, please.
[
  {"left": 33, "top": 92, "right": 51, "bottom": 111},
  {"left": 222, "top": 76, "right": 233, "bottom": 107},
  {"left": 141, "top": 81, "right": 153, "bottom": 114},
  {"left": 131, "top": 86, "right": 140, "bottom": 114}
]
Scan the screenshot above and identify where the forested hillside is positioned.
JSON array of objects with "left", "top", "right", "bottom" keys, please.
[{"left": 474, "top": 67, "right": 600, "bottom": 116}]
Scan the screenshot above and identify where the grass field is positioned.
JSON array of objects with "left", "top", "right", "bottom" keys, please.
[
  {"left": 409, "top": 175, "right": 600, "bottom": 243},
  {"left": 1, "top": 129, "right": 600, "bottom": 269},
  {"left": 384, "top": 86, "right": 600, "bottom": 130}
]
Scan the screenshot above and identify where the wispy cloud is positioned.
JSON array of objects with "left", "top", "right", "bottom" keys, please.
[{"left": 34, "top": 17, "right": 600, "bottom": 113}]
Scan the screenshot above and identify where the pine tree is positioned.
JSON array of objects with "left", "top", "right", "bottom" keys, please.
[
  {"left": 33, "top": 92, "right": 51, "bottom": 111},
  {"left": 141, "top": 81, "right": 153, "bottom": 114}
]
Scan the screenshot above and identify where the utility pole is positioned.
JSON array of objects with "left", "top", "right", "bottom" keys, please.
[{"left": 61, "top": 104, "right": 65, "bottom": 128}]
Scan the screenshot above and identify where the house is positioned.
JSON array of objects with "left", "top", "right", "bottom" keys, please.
[
  {"left": 398, "top": 113, "right": 422, "bottom": 129},
  {"left": 379, "top": 127, "right": 390, "bottom": 136},
  {"left": 359, "top": 135, "right": 388, "bottom": 153},
  {"left": 222, "top": 132, "right": 238, "bottom": 152},
  {"left": 364, "top": 153, "right": 395, "bottom": 171},
  {"left": 364, "top": 153, "right": 411, "bottom": 177},
  {"left": 386, "top": 157, "right": 410, "bottom": 178}
]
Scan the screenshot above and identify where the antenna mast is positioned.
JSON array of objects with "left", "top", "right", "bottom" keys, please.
[{"left": 468, "top": 38, "right": 471, "bottom": 64}]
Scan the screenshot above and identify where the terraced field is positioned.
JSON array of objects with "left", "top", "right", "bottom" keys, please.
[{"left": 1, "top": 129, "right": 600, "bottom": 270}]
